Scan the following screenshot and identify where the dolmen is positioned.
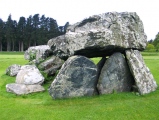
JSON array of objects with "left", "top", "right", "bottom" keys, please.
[
  {"left": 48, "top": 12, "right": 157, "bottom": 99},
  {"left": 6, "top": 12, "right": 157, "bottom": 98}
]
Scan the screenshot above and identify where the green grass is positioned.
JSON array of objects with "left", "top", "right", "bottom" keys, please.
[{"left": 0, "top": 52, "right": 159, "bottom": 120}]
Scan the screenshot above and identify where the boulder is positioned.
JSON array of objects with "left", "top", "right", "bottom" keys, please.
[
  {"left": 48, "top": 56, "right": 97, "bottom": 99},
  {"left": 6, "top": 64, "right": 21, "bottom": 76},
  {"left": 47, "top": 35, "right": 70, "bottom": 60},
  {"left": 125, "top": 49, "right": 157, "bottom": 95},
  {"left": 48, "top": 12, "right": 147, "bottom": 59},
  {"left": 38, "top": 56, "right": 64, "bottom": 76},
  {"left": 24, "top": 45, "right": 50, "bottom": 61},
  {"left": 6, "top": 83, "right": 45, "bottom": 95},
  {"left": 97, "top": 52, "right": 134, "bottom": 94},
  {"left": 16, "top": 65, "right": 44, "bottom": 85}
]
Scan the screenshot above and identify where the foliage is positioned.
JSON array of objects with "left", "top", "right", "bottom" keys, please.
[
  {"left": 155, "top": 43, "right": 159, "bottom": 52},
  {"left": 0, "top": 52, "right": 159, "bottom": 119},
  {"left": 153, "top": 32, "right": 159, "bottom": 47},
  {"left": 0, "top": 14, "right": 68, "bottom": 51},
  {"left": 146, "top": 43, "right": 154, "bottom": 51},
  {"left": 146, "top": 43, "right": 155, "bottom": 51}
]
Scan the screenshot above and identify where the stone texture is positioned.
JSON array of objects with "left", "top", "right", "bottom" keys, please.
[
  {"left": 6, "top": 64, "right": 21, "bottom": 76},
  {"left": 16, "top": 65, "right": 44, "bottom": 85},
  {"left": 6, "top": 83, "right": 45, "bottom": 95},
  {"left": 38, "top": 56, "right": 64, "bottom": 76},
  {"left": 97, "top": 52, "right": 134, "bottom": 94},
  {"left": 125, "top": 49, "right": 157, "bottom": 95},
  {"left": 47, "top": 35, "right": 69, "bottom": 60},
  {"left": 48, "top": 12, "right": 147, "bottom": 59},
  {"left": 24, "top": 45, "right": 50, "bottom": 61},
  {"left": 49, "top": 56, "right": 97, "bottom": 99}
]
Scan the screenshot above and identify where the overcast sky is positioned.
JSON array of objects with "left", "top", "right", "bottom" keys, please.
[{"left": 0, "top": 0, "right": 159, "bottom": 40}]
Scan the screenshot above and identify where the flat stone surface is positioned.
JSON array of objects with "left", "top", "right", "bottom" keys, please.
[
  {"left": 16, "top": 65, "right": 44, "bottom": 85},
  {"left": 97, "top": 52, "right": 134, "bottom": 94},
  {"left": 125, "top": 50, "right": 157, "bottom": 95},
  {"left": 48, "top": 55, "right": 97, "bottom": 99},
  {"left": 48, "top": 12, "right": 147, "bottom": 59},
  {"left": 6, "top": 83, "right": 45, "bottom": 95}
]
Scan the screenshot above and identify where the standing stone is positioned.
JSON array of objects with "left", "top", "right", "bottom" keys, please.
[
  {"left": 49, "top": 56, "right": 97, "bottom": 99},
  {"left": 48, "top": 12, "right": 147, "bottom": 59},
  {"left": 6, "top": 83, "right": 45, "bottom": 95},
  {"left": 16, "top": 65, "right": 44, "bottom": 85},
  {"left": 125, "top": 49, "right": 157, "bottom": 95},
  {"left": 38, "top": 56, "right": 64, "bottom": 76},
  {"left": 97, "top": 52, "right": 134, "bottom": 94},
  {"left": 6, "top": 64, "right": 21, "bottom": 76}
]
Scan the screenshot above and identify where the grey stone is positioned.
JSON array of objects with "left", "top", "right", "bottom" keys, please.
[
  {"left": 97, "top": 52, "right": 134, "bottom": 94},
  {"left": 47, "top": 35, "right": 69, "bottom": 60},
  {"left": 48, "top": 12, "right": 147, "bottom": 59},
  {"left": 16, "top": 65, "right": 44, "bottom": 85},
  {"left": 6, "top": 83, "right": 45, "bottom": 95},
  {"left": 6, "top": 64, "right": 21, "bottom": 76},
  {"left": 24, "top": 45, "right": 50, "bottom": 61},
  {"left": 48, "top": 56, "right": 97, "bottom": 99},
  {"left": 38, "top": 56, "right": 64, "bottom": 76},
  {"left": 125, "top": 50, "right": 157, "bottom": 95}
]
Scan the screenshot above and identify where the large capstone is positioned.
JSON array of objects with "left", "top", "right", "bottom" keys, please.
[
  {"left": 38, "top": 56, "right": 64, "bottom": 76},
  {"left": 125, "top": 49, "right": 157, "bottom": 95},
  {"left": 97, "top": 52, "right": 134, "bottom": 94},
  {"left": 6, "top": 83, "right": 45, "bottom": 95},
  {"left": 6, "top": 64, "right": 21, "bottom": 76},
  {"left": 16, "top": 65, "right": 44, "bottom": 85},
  {"left": 24, "top": 45, "right": 50, "bottom": 61},
  {"left": 48, "top": 56, "right": 97, "bottom": 99},
  {"left": 48, "top": 12, "right": 147, "bottom": 59}
]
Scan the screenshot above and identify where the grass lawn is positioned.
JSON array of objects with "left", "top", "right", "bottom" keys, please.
[{"left": 0, "top": 52, "right": 159, "bottom": 120}]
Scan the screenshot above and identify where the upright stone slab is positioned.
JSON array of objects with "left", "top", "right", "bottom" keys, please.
[
  {"left": 97, "top": 52, "right": 134, "bottom": 94},
  {"left": 125, "top": 50, "right": 157, "bottom": 95},
  {"left": 48, "top": 12, "right": 147, "bottom": 59},
  {"left": 49, "top": 56, "right": 97, "bottom": 99}
]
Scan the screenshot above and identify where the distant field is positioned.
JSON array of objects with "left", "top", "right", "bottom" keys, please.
[{"left": 0, "top": 52, "right": 159, "bottom": 120}]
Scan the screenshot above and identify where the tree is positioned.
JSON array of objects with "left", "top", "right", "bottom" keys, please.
[
  {"left": 153, "top": 33, "right": 159, "bottom": 46},
  {"left": 32, "top": 14, "right": 40, "bottom": 46},
  {"left": 146, "top": 43, "right": 155, "bottom": 51},
  {"left": 47, "top": 18, "right": 59, "bottom": 39},
  {"left": 5, "top": 14, "right": 14, "bottom": 51},
  {"left": 12, "top": 20, "right": 18, "bottom": 51},
  {"left": 17, "top": 17, "right": 26, "bottom": 51},
  {"left": 25, "top": 15, "right": 33, "bottom": 49},
  {"left": 0, "top": 18, "right": 4, "bottom": 51},
  {"left": 155, "top": 43, "right": 159, "bottom": 52}
]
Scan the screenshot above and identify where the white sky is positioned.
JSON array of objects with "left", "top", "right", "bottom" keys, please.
[{"left": 0, "top": 0, "right": 159, "bottom": 40}]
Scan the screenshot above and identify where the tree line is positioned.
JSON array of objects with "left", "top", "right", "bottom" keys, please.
[
  {"left": 146, "top": 32, "right": 159, "bottom": 51},
  {"left": 0, "top": 14, "right": 68, "bottom": 51}
]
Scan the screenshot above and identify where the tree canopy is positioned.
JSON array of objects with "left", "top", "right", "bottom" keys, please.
[{"left": 0, "top": 14, "right": 68, "bottom": 51}]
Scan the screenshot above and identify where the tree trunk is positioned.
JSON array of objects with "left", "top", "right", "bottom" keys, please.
[
  {"left": 0, "top": 42, "right": 2, "bottom": 51},
  {"left": 19, "top": 41, "right": 21, "bottom": 51},
  {"left": 21, "top": 41, "right": 24, "bottom": 52},
  {"left": 12, "top": 40, "right": 14, "bottom": 51},
  {"left": 7, "top": 40, "right": 11, "bottom": 51}
]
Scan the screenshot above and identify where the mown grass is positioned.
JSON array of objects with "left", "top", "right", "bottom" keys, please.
[{"left": 0, "top": 52, "right": 159, "bottom": 120}]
